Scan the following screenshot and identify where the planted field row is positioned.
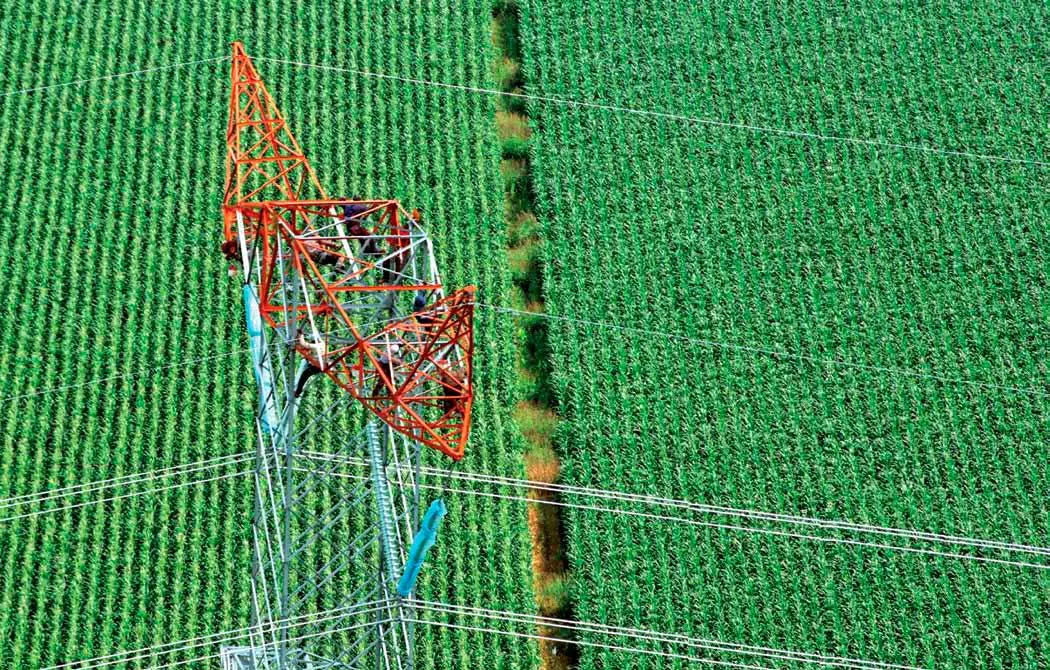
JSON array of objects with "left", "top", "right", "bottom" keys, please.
[
  {"left": 518, "top": 0, "right": 1050, "bottom": 667},
  {"left": 0, "top": 1, "right": 535, "bottom": 668}
]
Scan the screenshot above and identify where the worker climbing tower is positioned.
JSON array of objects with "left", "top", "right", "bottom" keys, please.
[{"left": 219, "top": 42, "right": 473, "bottom": 669}]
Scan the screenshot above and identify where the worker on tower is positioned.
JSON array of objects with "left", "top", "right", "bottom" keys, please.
[
  {"left": 435, "top": 364, "right": 466, "bottom": 420},
  {"left": 342, "top": 195, "right": 371, "bottom": 221},
  {"left": 221, "top": 238, "right": 240, "bottom": 261},
  {"left": 294, "top": 328, "right": 329, "bottom": 397},
  {"left": 380, "top": 209, "right": 415, "bottom": 284},
  {"left": 303, "top": 240, "right": 342, "bottom": 268},
  {"left": 413, "top": 290, "right": 443, "bottom": 334},
  {"left": 372, "top": 344, "right": 403, "bottom": 399},
  {"left": 343, "top": 195, "right": 382, "bottom": 257}
]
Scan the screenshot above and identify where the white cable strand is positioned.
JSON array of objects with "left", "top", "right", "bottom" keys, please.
[
  {"left": 127, "top": 616, "right": 400, "bottom": 670},
  {"left": 42, "top": 600, "right": 394, "bottom": 670},
  {"left": 298, "top": 465, "right": 1050, "bottom": 570},
  {"left": 0, "top": 470, "right": 250, "bottom": 524},
  {"left": 300, "top": 452, "right": 1050, "bottom": 567},
  {"left": 0, "top": 312, "right": 404, "bottom": 406},
  {"left": 255, "top": 56, "right": 1049, "bottom": 169},
  {"left": 0, "top": 452, "right": 252, "bottom": 511},
  {"left": 474, "top": 303, "right": 1050, "bottom": 398},
  {"left": 13, "top": 442, "right": 1040, "bottom": 573},
  {"left": 411, "top": 618, "right": 778, "bottom": 670},
  {"left": 0, "top": 56, "right": 229, "bottom": 99},
  {"left": 413, "top": 600, "right": 922, "bottom": 670},
  {"left": 0, "top": 347, "right": 254, "bottom": 403},
  {"left": 308, "top": 465, "right": 1050, "bottom": 571},
  {"left": 426, "top": 480, "right": 1050, "bottom": 571},
  {"left": 414, "top": 464, "right": 1050, "bottom": 558},
  {"left": 3, "top": 302, "right": 1043, "bottom": 408}
]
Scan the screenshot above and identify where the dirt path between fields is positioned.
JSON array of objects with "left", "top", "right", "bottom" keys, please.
[{"left": 491, "top": 2, "right": 579, "bottom": 668}]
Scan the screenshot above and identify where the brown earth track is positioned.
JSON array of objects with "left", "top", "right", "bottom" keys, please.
[{"left": 491, "top": 2, "right": 579, "bottom": 668}]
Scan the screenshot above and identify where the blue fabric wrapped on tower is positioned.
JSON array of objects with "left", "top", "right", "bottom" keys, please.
[
  {"left": 397, "top": 499, "right": 448, "bottom": 597},
  {"left": 242, "top": 284, "right": 279, "bottom": 434}
]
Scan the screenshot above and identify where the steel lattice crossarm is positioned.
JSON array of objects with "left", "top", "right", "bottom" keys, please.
[
  {"left": 221, "top": 41, "right": 465, "bottom": 670},
  {"left": 222, "top": 42, "right": 475, "bottom": 460},
  {"left": 223, "top": 42, "right": 325, "bottom": 232}
]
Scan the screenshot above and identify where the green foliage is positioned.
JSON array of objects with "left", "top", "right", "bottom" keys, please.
[
  {"left": 491, "top": 58, "right": 524, "bottom": 94},
  {"left": 518, "top": 0, "right": 1050, "bottom": 668},
  {"left": 533, "top": 574, "right": 570, "bottom": 614},
  {"left": 0, "top": 2, "right": 536, "bottom": 668},
  {"left": 497, "top": 111, "right": 531, "bottom": 160}
]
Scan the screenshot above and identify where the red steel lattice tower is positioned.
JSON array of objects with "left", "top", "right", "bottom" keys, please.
[{"left": 223, "top": 42, "right": 475, "bottom": 460}]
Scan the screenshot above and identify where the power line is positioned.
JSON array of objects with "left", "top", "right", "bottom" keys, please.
[
  {"left": 11, "top": 448, "right": 1044, "bottom": 568},
  {"left": 43, "top": 600, "right": 395, "bottom": 670},
  {"left": 298, "top": 451, "right": 1050, "bottom": 571},
  {"left": 0, "top": 451, "right": 252, "bottom": 511},
  {"left": 0, "top": 347, "right": 254, "bottom": 403},
  {"left": 427, "top": 479, "right": 1050, "bottom": 571},
  {"left": 405, "top": 459, "right": 1050, "bottom": 558},
  {"left": 301, "top": 449, "right": 1050, "bottom": 562},
  {"left": 129, "top": 615, "right": 399, "bottom": 670},
  {"left": 413, "top": 599, "right": 922, "bottom": 670},
  {"left": 411, "top": 618, "right": 777, "bottom": 670},
  {"left": 2, "top": 51, "right": 1040, "bottom": 170},
  {"left": 473, "top": 303, "right": 1049, "bottom": 398},
  {"left": 255, "top": 55, "right": 1049, "bottom": 169},
  {"left": 0, "top": 312, "right": 407, "bottom": 405},
  {"left": 0, "top": 470, "right": 250, "bottom": 524},
  {"left": 4, "top": 303, "right": 1043, "bottom": 410},
  {"left": 304, "top": 463, "right": 1050, "bottom": 571},
  {"left": 50, "top": 595, "right": 897, "bottom": 670},
  {"left": 0, "top": 56, "right": 228, "bottom": 99}
]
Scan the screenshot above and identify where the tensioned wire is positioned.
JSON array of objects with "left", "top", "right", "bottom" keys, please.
[
  {"left": 44, "top": 596, "right": 908, "bottom": 670},
  {"left": 8, "top": 445, "right": 1045, "bottom": 569},
  {"left": 56, "top": 615, "right": 767, "bottom": 670},
  {"left": 0, "top": 451, "right": 250, "bottom": 511},
  {"left": 2, "top": 301, "right": 1044, "bottom": 406},
  {"left": 299, "top": 461, "right": 1050, "bottom": 571},
  {"left": 410, "top": 599, "right": 923, "bottom": 670},
  {"left": 0, "top": 56, "right": 229, "bottom": 99},
  {"left": 41, "top": 599, "right": 396, "bottom": 670},
  {"left": 300, "top": 450, "right": 1050, "bottom": 563},
  {"left": 413, "top": 618, "right": 779, "bottom": 670},
  {"left": 0, "top": 51, "right": 1044, "bottom": 169},
  {"left": 0, "top": 470, "right": 251, "bottom": 523},
  {"left": 472, "top": 303, "right": 1049, "bottom": 398},
  {"left": 254, "top": 55, "right": 1048, "bottom": 168},
  {"left": 126, "top": 616, "right": 399, "bottom": 670},
  {"left": 0, "top": 307, "right": 415, "bottom": 407},
  {"left": 9, "top": 450, "right": 1049, "bottom": 570}
]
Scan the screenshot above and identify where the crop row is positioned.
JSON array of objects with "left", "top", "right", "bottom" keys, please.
[
  {"left": 518, "top": 0, "right": 1050, "bottom": 667},
  {"left": 0, "top": 1, "right": 535, "bottom": 668}
]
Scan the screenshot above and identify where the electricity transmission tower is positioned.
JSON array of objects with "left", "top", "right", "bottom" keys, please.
[{"left": 218, "top": 42, "right": 474, "bottom": 669}]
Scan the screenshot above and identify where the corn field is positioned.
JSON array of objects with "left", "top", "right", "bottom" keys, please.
[
  {"left": 0, "top": 1, "right": 535, "bottom": 668},
  {"left": 519, "top": 0, "right": 1050, "bottom": 667}
]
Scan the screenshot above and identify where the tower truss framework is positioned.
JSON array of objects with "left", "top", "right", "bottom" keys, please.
[{"left": 221, "top": 42, "right": 471, "bottom": 669}]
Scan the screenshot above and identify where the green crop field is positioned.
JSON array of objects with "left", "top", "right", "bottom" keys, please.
[
  {"left": 0, "top": 2, "right": 536, "bottom": 669},
  {"left": 4, "top": 1, "right": 1050, "bottom": 669},
  {"left": 519, "top": 0, "right": 1050, "bottom": 668}
]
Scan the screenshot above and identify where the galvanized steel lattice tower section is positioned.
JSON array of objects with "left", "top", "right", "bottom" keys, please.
[{"left": 219, "top": 42, "right": 474, "bottom": 669}]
